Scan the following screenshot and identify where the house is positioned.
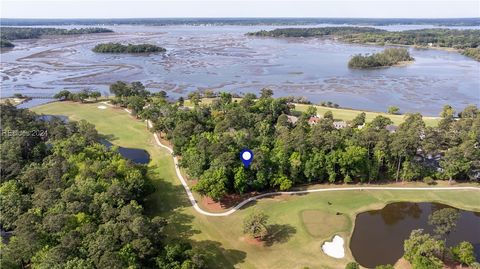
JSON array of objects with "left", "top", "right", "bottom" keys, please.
[
  {"left": 385, "top": 125, "right": 398, "bottom": 133},
  {"left": 333, "top": 121, "right": 347, "bottom": 129},
  {"left": 286, "top": 115, "right": 298, "bottom": 125},
  {"left": 308, "top": 116, "right": 321, "bottom": 125}
]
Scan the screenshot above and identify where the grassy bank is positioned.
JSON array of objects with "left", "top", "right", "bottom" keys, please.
[
  {"left": 184, "top": 98, "right": 440, "bottom": 127},
  {"left": 31, "top": 102, "right": 476, "bottom": 269},
  {"left": 294, "top": 103, "right": 440, "bottom": 127}
]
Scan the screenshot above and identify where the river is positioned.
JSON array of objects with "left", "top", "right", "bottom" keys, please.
[{"left": 1, "top": 24, "right": 479, "bottom": 115}]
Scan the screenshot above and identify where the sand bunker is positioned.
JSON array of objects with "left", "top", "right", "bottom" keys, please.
[
  {"left": 322, "top": 235, "right": 345, "bottom": 259},
  {"left": 97, "top": 105, "right": 107, "bottom": 109}
]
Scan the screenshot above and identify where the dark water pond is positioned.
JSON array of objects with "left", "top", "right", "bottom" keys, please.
[
  {"left": 350, "top": 202, "right": 480, "bottom": 268},
  {"left": 37, "top": 115, "right": 149, "bottom": 164},
  {"left": 37, "top": 114, "right": 69, "bottom": 123},
  {"left": 100, "top": 139, "right": 150, "bottom": 164}
]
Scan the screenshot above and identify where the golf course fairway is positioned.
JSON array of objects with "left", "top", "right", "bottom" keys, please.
[{"left": 32, "top": 101, "right": 479, "bottom": 269}]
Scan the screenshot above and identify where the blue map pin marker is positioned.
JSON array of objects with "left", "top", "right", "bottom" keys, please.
[{"left": 240, "top": 149, "right": 253, "bottom": 168}]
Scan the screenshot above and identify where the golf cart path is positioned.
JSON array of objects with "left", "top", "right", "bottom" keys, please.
[
  {"left": 103, "top": 103, "right": 479, "bottom": 217},
  {"left": 145, "top": 119, "right": 479, "bottom": 217}
]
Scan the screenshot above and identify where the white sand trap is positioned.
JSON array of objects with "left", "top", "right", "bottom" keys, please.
[
  {"left": 97, "top": 105, "right": 107, "bottom": 110},
  {"left": 322, "top": 235, "right": 345, "bottom": 259}
]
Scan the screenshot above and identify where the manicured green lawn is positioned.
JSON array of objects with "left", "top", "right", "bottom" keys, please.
[
  {"left": 294, "top": 103, "right": 440, "bottom": 127},
  {"left": 32, "top": 102, "right": 476, "bottom": 269},
  {"left": 184, "top": 98, "right": 440, "bottom": 127}
]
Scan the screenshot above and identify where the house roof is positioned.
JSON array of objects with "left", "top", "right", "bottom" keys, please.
[
  {"left": 286, "top": 115, "right": 298, "bottom": 124},
  {"left": 385, "top": 125, "right": 399, "bottom": 133},
  {"left": 308, "top": 116, "right": 321, "bottom": 125},
  {"left": 333, "top": 121, "right": 347, "bottom": 129}
]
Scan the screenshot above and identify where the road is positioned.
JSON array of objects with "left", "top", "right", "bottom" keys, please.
[{"left": 145, "top": 119, "right": 479, "bottom": 217}]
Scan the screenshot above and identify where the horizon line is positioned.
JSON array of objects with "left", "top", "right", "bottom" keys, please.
[{"left": 2, "top": 17, "right": 480, "bottom": 20}]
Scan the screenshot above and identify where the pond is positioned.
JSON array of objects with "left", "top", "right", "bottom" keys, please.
[
  {"left": 37, "top": 114, "right": 69, "bottom": 123},
  {"left": 350, "top": 202, "right": 480, "bottom": 268},
  {"left": 37, "top": 115, "right": 149, "bottom": 164},
  {"left": 100, "top": 139, "right": 150, "bottom": 164}
]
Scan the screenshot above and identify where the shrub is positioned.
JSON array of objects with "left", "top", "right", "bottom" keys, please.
[
  {"left": 452, "top": 241, "right": 476, "bottom": 266},
  {"left": 375, "top": 265, "right": 394, "bottom": 269},
  {"left": 423, "top": 176, "right": 436, "bottom": 185},
  {"left": 243, "top": 210, "right": 269, "bottom": 240},
  {"left": 345, "top": 262, "right": 359, "bottom": 269}
]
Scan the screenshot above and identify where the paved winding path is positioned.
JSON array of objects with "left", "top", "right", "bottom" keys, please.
[
  {"left": 145, "top": 120, "right": 479, "bottom": 217},
  {"left": 106, "top": 103, "right": 479, "bottom": 217}
]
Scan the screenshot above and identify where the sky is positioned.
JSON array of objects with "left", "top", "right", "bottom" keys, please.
[{"left": 1, "top": 0, "right": 479, "bottom": 19}]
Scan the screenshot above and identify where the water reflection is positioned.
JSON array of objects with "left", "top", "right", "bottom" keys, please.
[
  {"left": 100, "top": 139, "right": 150, "bottom": 164},
  {"left": 351, "top": 202, "right": 480, "bottom": 268},
  {"left": 37, "top": 114, "right": 69, "bottom": 123},
  {"left": 368, "top": 202, "right": 423, "bottom": 225}
]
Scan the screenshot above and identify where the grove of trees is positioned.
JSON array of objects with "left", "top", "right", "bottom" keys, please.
[
  {"left": 53, "top": 89, "right": 102, "bottom": 102},
  {"left": 0, "top": 27, "right": 112, "bottom": 48},
  {"left": 92, "top": 43, "right": 166, "bottom": 53},
  {"left": 0, "top": 104, "right": 205, "bottom": 269},
  {"left": 462, "top": 48, "right": 480, "bottom": 61},
  {"left": 114, "top": 84, "right": 480, "bottom": 201},
  {"left": 348, "top": 48, "right": 414, "bottom": 69},
  {"left": 403, "top": 230, "right": 477, "bottom": 268},
  {"left": 402, "top": 206, "right": 478, "bottom": 269}
]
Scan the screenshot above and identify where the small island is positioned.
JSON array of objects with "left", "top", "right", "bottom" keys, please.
[
  {"left": 248, "top": 27, "right": 480, "bottom": 61},
  {"left": 92, "top": 42, "right": 166, "bottom": 53},
  {"left": 348, "top": 48, "right": 414, "bottom": 69}
]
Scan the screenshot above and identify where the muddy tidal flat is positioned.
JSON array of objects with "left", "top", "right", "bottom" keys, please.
[{"left": 1, "top": 25, "right": 479, "bottom": 115}]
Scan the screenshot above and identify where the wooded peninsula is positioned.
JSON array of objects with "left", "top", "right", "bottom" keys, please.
[
  {"left": 248, "top": 27, "right": 480, "bottom": 60},
  {"left": 348, "top": 48, "right": 414, "bottom": 69},
  {"left": 0, "top": 27, "right": 113, "bottom": 48},
  {"left": 92, "top": 42, "right": 166, "bottom": 53}
]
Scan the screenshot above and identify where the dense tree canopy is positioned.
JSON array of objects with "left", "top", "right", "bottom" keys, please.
[
  {"left": 121, "top": 86, "right": 480, "bottom": 201},
  {"left": 0, "top": 27, "right": 112, "bottom": 48},
  {"left": 451, "top": 241, "right": 477, "bottom": 266},
  {"left": 92, "top": 43, "right": 166, "bottom": 53},
  {"left": 428, "top": 208, "right": 460, "bottom": 238},
  {"left": 95, "top": 83, "right": 480, "bottom": 201},
  {"left": 248, "top": 27, "right": 480, "bottom": 61},
  {"left": 348, "top": 48, "right": 414, "bottom": 69},
  {"left": 0, "top": 104, "right": 204, "bottom": 269},
  {"left": 53, "top": 89, "right": 102, "bottom": 102},
  {"left": 461, "top": 48, "right": 480, "bottom": 61},
  {"left": 404, "top": 229, "right": 445, "bottom": 269}
]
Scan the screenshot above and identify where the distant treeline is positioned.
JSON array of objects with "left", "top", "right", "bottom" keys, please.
[
  {"left": 248, "top": 27, "right": 480, "bottom": 60},
  {"left": 0, "top": 27, "right": 113, "bottom": 48},
  {"left": 341, "top": 29, "right": 480, "bottom": 49},
  {"left": 348, "top": 48, "right": 414, "bottom": 69},
  {"left": 92, "top": 42, "right": 166, "bottom": 53},
  {"left": 2, "top": 18, "right": 480, "bottom": 26},
  {"left": 0, "top": 39, "right": 14, "bottom": 48},
  {"left": 461, "top": 48, "right": 480, "bottom": 61},
  {"left": 248, "top": 26, "right": 384, "bottom": 37}
]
